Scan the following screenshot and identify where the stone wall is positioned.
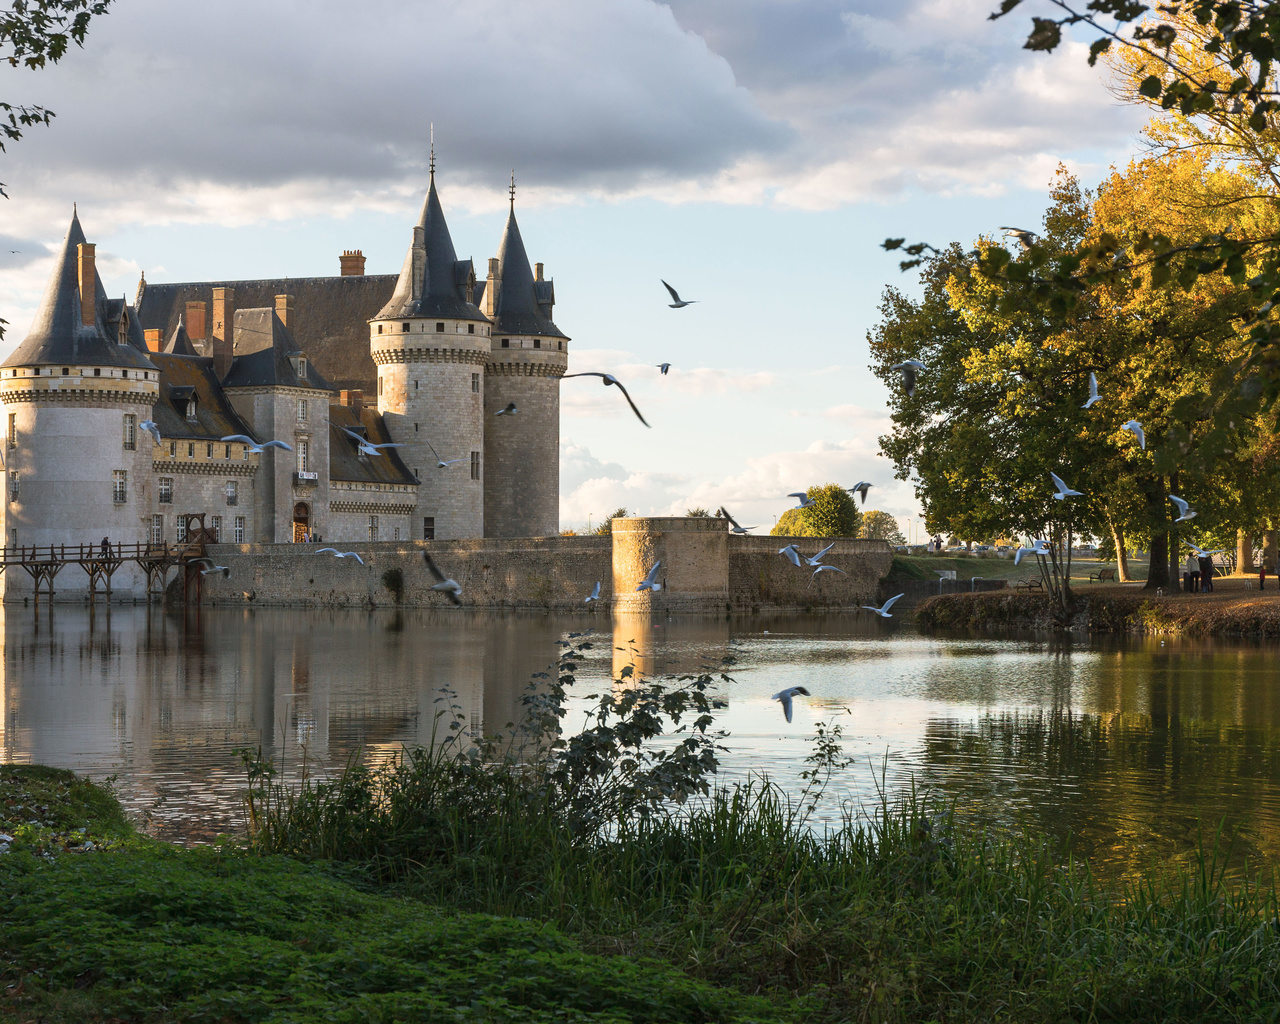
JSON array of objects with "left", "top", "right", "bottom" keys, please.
[
  {"left": 612, "top": 517, "right": 728, "bottom": 614},
  {"left": 197, "top": 535, "right": 613, "bottom": 610},
  {"left": 729, "top": 536, "right": 894, "bottom": 611}
]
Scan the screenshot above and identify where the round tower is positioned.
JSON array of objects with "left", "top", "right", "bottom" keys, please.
[
  {"left": 0, "top": 212, "right": 159, "bottom": 597},
  {"left": 369, "top": 164, "right": 490, "bottom": 541},
  {"left": 481, "top": 183, "right": 568, "bottom": 538}
]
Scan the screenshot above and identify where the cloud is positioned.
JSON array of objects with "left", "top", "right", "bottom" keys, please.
[{"left": 559, "top": 439, "right": 690, "bottom": 525}]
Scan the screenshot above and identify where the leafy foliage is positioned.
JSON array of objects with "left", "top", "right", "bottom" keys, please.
[
  {"left": 858, "top": 509, "right": 906, "bottom": 544},
  {"left": 595, "top": 506, "right": 629, "bottom": 535},
  {"left": 769, "top": 484, "right": 861, "bottom": 537}
]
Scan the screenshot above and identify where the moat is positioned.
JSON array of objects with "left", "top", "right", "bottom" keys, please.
[{"left": 3, "top": 604, "right": 1280, "bottom": 879}]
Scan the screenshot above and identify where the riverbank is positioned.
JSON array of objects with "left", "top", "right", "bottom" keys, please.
[
  {"left": 5, "top": 759, "right": 1280, "bottom": 1023},
  {"left": 916, "top": 580, "right": 1280, "bottom": 636}
]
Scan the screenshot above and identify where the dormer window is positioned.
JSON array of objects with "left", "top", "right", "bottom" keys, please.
[
  {"left": 186, "top": 394, "right": 198, "bottom": 423},
  {"left": 298, "top": 357, "right": 307, "bottom": 380}
]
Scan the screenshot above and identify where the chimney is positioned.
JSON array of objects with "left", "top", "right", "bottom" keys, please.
[
  {"left": 185, "top": 300, "right": 207, "bottom": 342},
  {"left": 410, "top": 227, "right": 425, "bottom": 301},
  {"left": 347, "top": 389, "right": 363, "bottom": 413},
  {"left": 339, "top": 249, "right": 366, "bottom": 276},
  {"left": 144, "top": 328, "right": 162, "bottom": 351},
  {"left": 484, "top": 256, "right": 500, "bottom": 318},
  {"left": 77, "top": 243, "right": 96, "bottom": 327},
  {"left": 275, "top": 293, "right": 294, "bottom": 328},
  {"left": 535, "top": 262, "right": 544, "bottom": 282},
  {"left": 211, "top": 287, "right": 235, "bottom": 379}
]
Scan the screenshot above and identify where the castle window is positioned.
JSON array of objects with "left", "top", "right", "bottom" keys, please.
[
  {"left": 61, "top": 367, "right": 69, "bottom": 375},
  {"left": 298, "top": 357, "right": 307, "bottom": 380},
  {"left": 211, "top": 515, "right": 222, "bottom": 542},
  {"left": 470, "top": 451, "right": 480, "bottom": 481},
  {"left": 414, "top": 380, "right": 418, "bottom": 390},
  {"left": 378, "top": 324, "right": 383, "bottom": 334},
  {"left": 468, "top": 324, "right": 474, "bottom": 334},
  {"left": 501, "top": 339, "right": 509, "bottom": 349},
  {"left": 169, "top": 441, "right": 176, "bottom": 457},
  {"left": 471, "top": 373, "right": 479, "bottom": 393},
  {"left": 224, "top": 445, "right": 231, "bottom": 459},
  {"left": 401, "top": 323, "right": 410, "bottom": 333},
  {"left": 176, "top": 517, "right": 187, "bottom": 543},
  {"left": 242, "top": 446, "right": 249, "bottom": 461},
  {"left": 7, "top": 414, "right": 15, "bottom": 450},
  {"left": 123, "top": 415, "right": 136, "bottom": 450},
  {"left": 414, "top": 422, "right": 418, "bottom": 432},
  {"left": 112, "top": 470, "right": 128, "bottom": 504},
  {"left": 368, "top": 515, "right": 379, "bottom": 541},
  {"left": 188, "top": 443, "right": 195, "bottom": 458},
  {"left": 378, "top": 376, "right": 383, "bottom": 396},
  {"left": 186, "top": 395, "right": 198, "bottom": 423},
  {"left": 393, "top": 526, "right": 400, "bottom": 541},
  {"left": 436, "top": 322, "right": 445, "bottom": 333},
  {"left": 150, "top": 515, "right": 164, "bottom": 546},
  {"left": 534, "top": 339, "right": 540, "bottom": 349},
  {"left": 93, "top": 368, "right": 100, "bottom": 377},
  {"left": 297, "top": 399, "right": 308, "bottom": 423},
  {"left": 297, "top": 440, "right": 309, "bottom": 474},
  {"left": 423, "top": 517, "right": 435, "bottom": 541},
  {"left": 159, "top": 477, "right": 173, "bottom": 504},
  {"left": 234, "top": 515, "right": 245, "bottom": 543},
  {"left": 7, "top": 472, "right": 17, "bottom": 502},
  {"left": 226, "top": 480, "right": 239, "bottom": 506}
]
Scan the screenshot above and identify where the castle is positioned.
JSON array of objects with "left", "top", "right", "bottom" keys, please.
[{"left": 0, "top": 165, "right": 568, "bottom": 598}]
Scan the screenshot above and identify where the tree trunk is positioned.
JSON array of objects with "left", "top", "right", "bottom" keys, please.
[
  {"left": 1238, "top": 529, "right": 1254, "bottom": 574},
  {"left": 1265, "top": 529, "right": 1277, "bottom": 572},
  {"left": 1109, "top": 515, "right": 1132, "bottom": 582},
  {"left": 1141, "top": 480, "right": 1170, "bottom": 590},
  {"left": 1168, "top": 474, "right": 1182, "bottom": 591}
]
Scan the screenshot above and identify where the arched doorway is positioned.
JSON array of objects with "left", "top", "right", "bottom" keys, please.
[{"left": 292, "top": 502, "right": 310, "bottom": 543}]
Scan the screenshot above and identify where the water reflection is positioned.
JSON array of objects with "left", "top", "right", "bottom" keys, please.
[{"left": 3, "top": 604, "right": 1280, "bottom": 879}]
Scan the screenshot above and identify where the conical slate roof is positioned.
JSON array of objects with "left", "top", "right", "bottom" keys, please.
[
  {"left": 375, "top": 172, "right": 488, "bottom": 323},
  {"left": 490, "top": 203, "right": 567, "bottom": 339},
  {"left": 164, "top": 315, "right": 200, "bottom": 356},
  {"left": 2, "top": 211, "right": 156, "bottom": 370},
  {"left": 223, "top": 308, "right": 332, "bottom": 391}
]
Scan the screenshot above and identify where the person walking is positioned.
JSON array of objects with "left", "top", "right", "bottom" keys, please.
[
  {"left": 1185, "top": 551, "right": 1200, "bottom": 593},
  {"left": 100, "top": 536, "right": 109, "bottom": 558},
  {"left": 1199, "top": 553, "right": 1215, "bottom": 593}
]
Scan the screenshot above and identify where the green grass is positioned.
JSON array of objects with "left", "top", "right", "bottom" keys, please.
[{"left": 891, "top": 553, "right": 1152, "bottom": 587}]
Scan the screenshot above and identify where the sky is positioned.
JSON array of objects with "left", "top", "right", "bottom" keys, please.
[{"left": 0, "top": 0, "right": 1149, "bottom": 538}]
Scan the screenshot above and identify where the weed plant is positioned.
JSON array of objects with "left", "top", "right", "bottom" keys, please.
[{"left": 239, "top": 639, "right": 1280, "bottom": 1023}]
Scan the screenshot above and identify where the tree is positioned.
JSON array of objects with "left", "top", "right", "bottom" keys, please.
[
  {"left": 859, "top": 510, "right": 906, "bottom": 545},
  {"left": 769, "top": 484, "right": 861, "bottom": 538},
  {"left": 684, "top": 507, "right": 711, "bottom": 517},
  {"left": 595, "top": 507, "right": 628, "bottom": 535}
]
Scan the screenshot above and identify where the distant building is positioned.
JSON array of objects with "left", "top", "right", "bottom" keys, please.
[{"left": 0, "top": 165, "right": 569, "bottom": 598}]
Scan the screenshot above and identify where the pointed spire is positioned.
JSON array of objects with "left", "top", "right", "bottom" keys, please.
[
  {"left": 489, "top": 196, "right": 567, "bottom": 341},
  {"left": 164, "top": 313, "right": 199, "bottom": 356},
  {"left": 429, "top": 122, "right": 435, "bottom": 181},
  {"left": 509, "top": 169, "right": 516, "bottom": 208}
]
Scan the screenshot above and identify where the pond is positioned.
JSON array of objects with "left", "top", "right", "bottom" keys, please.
[{"left": 2, "top": 603, "right": 1279, "bottom": 880}]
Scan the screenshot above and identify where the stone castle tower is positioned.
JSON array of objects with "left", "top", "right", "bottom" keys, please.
[
  {"left": 480, "top": 186, "right": 568, "bottom": 538},
  {"left": 0, "top": 212, "right": 158, "bottom": 592},
  {"left": 369, "top": 164, "right": 491, "bottom": 541}
]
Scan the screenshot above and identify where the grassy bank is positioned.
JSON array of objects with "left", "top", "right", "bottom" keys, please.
[{"left": 917, "top": 586, "right": 1280, "bottom": 637}]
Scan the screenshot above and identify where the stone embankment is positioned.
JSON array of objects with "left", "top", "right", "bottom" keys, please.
[{"left": 917, "top": 588, "right": 1280, "bottom": 638}]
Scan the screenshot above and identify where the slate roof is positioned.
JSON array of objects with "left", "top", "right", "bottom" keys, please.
[
  {"left": 148, "top": 352, "right": 258, "bottom": 442},
  {"left": 328, "top": 403, "right": 418, "bottom": 486},
  {"left": 4, "top": 211, "right": 157, "bottom": 370},
  {"left": 488, "top": 204, "right": 568, "bottom": 340},
  {"left": 135, "top": 273, "right": 394, "bottom": 394},
  {"left": 164, "top": 316, "right": 199, "bottom": 356},
  {"left": 375, "top": 173, "right": 489, "bottom": 324},
  {"left": 223, "top": 308, "right": 335, "bottom": 391}
]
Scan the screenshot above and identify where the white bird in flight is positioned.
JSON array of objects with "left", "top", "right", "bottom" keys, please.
[
  {"left": 1049, "top": 472, "right": 1083, "bottom": 500},
  {"left": 495, "top": 402, "right": 518, "bottom": 416},
  {"left": 661, "top": 280, "right": 697, "bottom": 308},
  {"left": 657, "top": 363, "right": 671, "bottom": 375},
  {"left": 636, "top": 561, "right": 662, "bottom": 592},
  {"left": 862, "top": 593, "right": 905, "bottom": 618},
  {"left": 1083, "top": 372, "right": 1101, "bottom": 409},
  {"left": 890, "top": 359, "right": 925, "bottom": 397},
  {"left": 778, "top": 544, "right": 802, "bottom": 567},
  {"left": 788, "top": 492, "right": 815, "bottom": 509},
  {"left": 1185, "top": 542, "right": 1224, "bottom": 557},
  {"left": 717, "top": 507, "right": 755, "bottom": 534},
  {"left": 1121, "top": 420, "right": 1146, "bottom": 450},
  {"left": 772, "top": 685, "right": 810, "bottom": 724},
  {"left": 424, "top": 553, "right": 462, "bottom": 605},
  {"left": 1169, "top": 495, "right": 1197, "bottom": 523},
  {"left": 1014, "top": 538, "right": 1050, "bottom": 565},
  {"left": 849, "top": 481, "right": 872, "bottom": 505},
  {"left": 811, "top": 564, "right": 847, "bottom": 579},
  {"left": 585, "top": 581, "right": 601, "bottom": 603},
  {"left": 140, "top": 419, "right": 162, "bottom": 445},
  {"left": 316, "top": 548, "right": 364, "bottom": 565},
  {"left": 190, "top": 557, "right": 229, "bottom": 578},
  {"left": 1001, "top": 226, "right": 1039, "bottom": 251},
  {"left": 221, "top": 434, "right": 293, "bottom": 453},
  {"left": 803, "top": 541, "right": 837, "bottom": 567},
  {"left": 561, "top": 372, "right": 650, "bottom": 427},
  {"left": 426, "top": 442, "right": 464, "bottom": 468}
]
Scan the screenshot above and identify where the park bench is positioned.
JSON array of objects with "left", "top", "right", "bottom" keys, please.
[
  {"left": 1088, "top": 567, "right": 1116, "bottom": 584},
  {"left": 1016, "top": 577, "right": 1044, "bottom": 591}
]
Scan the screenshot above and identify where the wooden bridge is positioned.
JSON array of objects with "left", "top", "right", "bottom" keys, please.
[{"left": 0, "top": 513, "right": 218, "bottom": 605}]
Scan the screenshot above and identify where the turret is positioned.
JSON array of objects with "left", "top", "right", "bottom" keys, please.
[
  {"left": 368, "top": 160, "right": 490, "bottom": 540},
  {"left": 480, "top": 178, "right": 568, "bottom": 537},
  {"left": 0, "top": 210, "right": 159, "bottom": 597}
]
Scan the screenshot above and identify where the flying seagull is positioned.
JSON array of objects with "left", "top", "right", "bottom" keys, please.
[
  {"left": 341, "top": 426, "right": 405, "bottom": 457},
  {"left": 1049, "top": 472, "right": 1083, "bottom": 500},
  {"left": 316, "top": 548, "right": 365, "bottom": 565},
  {"left": 190, "top": 557, "right": 229, "bottom": 578},
  {"left": 661, "top": 280, "right": 696, "bottom": 308},
  {"left": 561, "top": 372, "right": 650, "bottom": 427},
  {"left": 1083, "top": 372, "right": 1101, "bottom": 409},
  {"left": 718, "top": 507, "right": 755, "bottom": 534},
  {"left": 811, "top": 564, "right": 847, "bottom": 579},
  {"left": 803, "top": 541, "right": 837, "bottom": 567},
  {"left": 424, "top": 553, "right": 462, "bottom": 605},
  {"left": 1121, "top": 420, "right": 1146, "bottom": 450},
  {"left": 221, "top": 434, "right": 293, "bottom": 453},
  {"left": 657, "top": 363, "right": 671, "bottom": 375},
  {"left": 585, "top": 581, "right": 601, "bottom": 603},
  {"left": 788, "top": 492, "right": 815, "bottom": 509},
  {"left": 1169, "top": 495, "right": 1197, "bottom": 523},
  {"left": 425, "top": 441, "right": 464, "bottom": 468},
  {"left": 636, "top": 561, "right": 662, "bottom": 592},
  {"left": 140, "top": 419, "right": 162, "bottom": 446},
  {"left": 1001, "top": 226, "right": 1039, "bottom": 251},
  {"left": 890, "top": 359, "right": 925, "bottom": 398},
  {"left": 862, "top": 593, "right": 905, "bottom": 618},
  {"left": 495, "top": 402, "right": 518, "bottom": 416},
  {"left": 1185, "top": 542, "right": 1225, "bottom": 557},
  {"left": 1014, "top": 538, "right": 1050, "bottom": 565},
  {"left": 772, "top": 685, "right": 811, "bottom": 724},
  {"left": 849, "top": 481, "right": 872, "bottom": 505},
  {"left": 778, "top": 544, "right": 802, "bottom": 567}
]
